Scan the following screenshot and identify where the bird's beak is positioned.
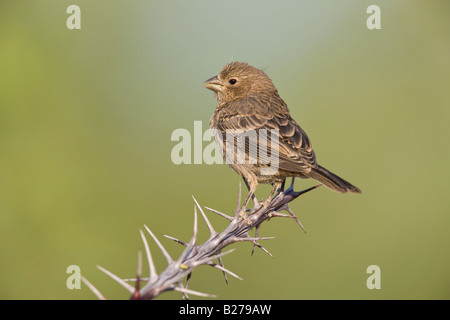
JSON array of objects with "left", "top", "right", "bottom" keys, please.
[{"left": 203, "top": 75, "right": 223, "bottom": 93}]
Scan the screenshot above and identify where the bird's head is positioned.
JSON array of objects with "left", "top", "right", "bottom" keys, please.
[{"left": 203, "top": 62, "right": 277, "bottom": 104}]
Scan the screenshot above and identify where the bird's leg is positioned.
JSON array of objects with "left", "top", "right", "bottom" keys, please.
[
  {"left": 239, "top": 178, "right": 257, "bottom": 224},
  {"left": 239, "top": 192, "right": 254, "bottom": 224},
  {"left": 273, "top": 178, "right": 286, "bottom": 198},
  {"left": 242, "top": 177, "right": 259, "bottom": 209},
  {"left": 242, "top": 192, "right": 253, "bottom": 211},
  {"left": 285, "top": 177, "right": 295, "bottom": 193},
  {"left": 261, "top": 181, "right": 283, "bottom": 208},
  {"left": 280, "top": 178, "right": 286, "bottom": 192}
]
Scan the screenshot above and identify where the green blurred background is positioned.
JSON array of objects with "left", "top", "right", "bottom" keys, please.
[{"left": 1, "top": 0, "right": 449, "bottom": 299}]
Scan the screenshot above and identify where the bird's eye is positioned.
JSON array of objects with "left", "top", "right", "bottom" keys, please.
[{"left": 229, "top": 78, "right": 237, "bottom": 85}]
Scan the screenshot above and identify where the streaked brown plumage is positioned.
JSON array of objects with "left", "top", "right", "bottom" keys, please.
[{"left": 204, "top": 62, "right": 361, "bottom": 208}]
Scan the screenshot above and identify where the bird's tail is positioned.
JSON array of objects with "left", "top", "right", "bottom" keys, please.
[{"left": 308, "top": 165, "right": 362, "bottom": 194}]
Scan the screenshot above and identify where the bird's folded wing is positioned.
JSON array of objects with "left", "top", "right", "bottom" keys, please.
[{"left": 214, "top": 99, "right": 317, "bottom": 174}]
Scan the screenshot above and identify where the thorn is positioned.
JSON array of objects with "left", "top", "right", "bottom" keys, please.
[
  {"left": 177, "top": 241, "right": 195, "bottom": 265},
  {"left": 176, "top": 206, "right": 200, "bottom": 264},
  {"left": 273, "top": 184, "right": 322, "bottom": 212},
  {"left": 234, "top": 204, "right": 245, "bottom": 220},
  {"left": 251, "top": 198, "right": 260, "bottom": 209},
  {"left": 288, "top": 184, "right": 322, "bottom": 199},
  {"left": 177, "top": 217, "right": 201, "bottom": 264},
  {"left": 208, "top": 262, "right": 243, "bottom": 281},
  {"left": 192, "top": 206, "right": 198, "bottom": 247},
  {"left": 284, "top": 207, "right": 307, "bottom": 233},
  {"left": 204, "top": 207, "right": 233, "bottom": 221},
  {"left": 96, "top": 265, "right": 135, "bottom": 294},
  {"left": 139, "top": 229, "right": 157, "bottom": 282},
  {"left": 190, "top": 249, "right": 236, "bottom": 268},
  {"left": 81, "top": 276, "right": 107, "bottom": 300},
  {"left": 218, "top": 256, "right": 228, "bottom": 284},
  {"left": 184, "top": 274, "right": 192, "bottom": 300},
  {"left": 186, "top": 273, "right": 192, "bottom": 288},
  {"left": 144, "top": 225, "right": 174, "bottom": 264},
  {"left": 173, "top": 286, "right": 217, "bottom": 298},
  {"left": 251, "top": 225, "right": 261, "bottom": 256},
  {"left": 123, "top": 277, "right": 149, "bottom": 282},
  {"left": 131, "top": 251, "right": 142, "bottom": 300},
  {"left": 192, "top": 196, "right": 217, "bottom": 237},
  {"left": 136, "top": 250, "right": 142, "bottom": 279},
  {"left": 163, "top": 234, "right": 188, "bottom": 247},
  {"left": 188, "top": 206, "right": 199, "bottom": 256},
  {"left": 232, "top": 236, "right": 276, "bottom": 242},
  {"left": 251, "top": 241, "right": 274, "bottom": 257},
  {"left": 210, "top": 248, "right": 236, "bottom": 261},
  {"left": 249, "top": 225, "right": 274, "bottom": 257},
  {"left": 178, "top": 281, "right": 189, "bottom": 300}
]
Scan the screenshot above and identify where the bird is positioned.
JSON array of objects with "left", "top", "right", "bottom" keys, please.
[{"left": 203, "top": 62, "right": 361, "bottom": 210}]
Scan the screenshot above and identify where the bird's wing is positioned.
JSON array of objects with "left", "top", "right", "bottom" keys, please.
[{"left": 213, "top": 97, "right": 317, "bottom": 174}]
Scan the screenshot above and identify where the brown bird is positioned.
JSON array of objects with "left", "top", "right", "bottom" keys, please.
[{"left": 204, "top": 62, "right": 361, "bottom": 209}]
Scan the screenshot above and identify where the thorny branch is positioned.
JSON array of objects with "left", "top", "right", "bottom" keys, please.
[{"left": 82, "top": 180, "right": 321, "bottom": 300}]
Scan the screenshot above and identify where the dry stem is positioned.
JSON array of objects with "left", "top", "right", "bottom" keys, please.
[{"left": 82, "top": 181, "right": 321, "bottom": 299}]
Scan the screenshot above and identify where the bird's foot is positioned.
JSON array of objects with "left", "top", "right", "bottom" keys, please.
[
  {"left": 284, "top": 177, "right": 295, "bottom": 194},
  {"left": 245, "top": 197, "right": 271, "bottom": 213},
  {"left": 255, "top": 196, "right": 273, "bottom": 211},
  {"left": 272, "top": 179, "right": 286, "bottom": 199},
  {"left": 262, "top": 197, "right": 272, "bottom": 209},
  {"left": 238, "top": 209, "right": 252, "bottom": 225}
]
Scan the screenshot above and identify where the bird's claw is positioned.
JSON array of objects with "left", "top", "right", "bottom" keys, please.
[
  {"left": 261, "top": 197, "right": 272, "bottom": 209},
  {"left": 238, "top": 210, "right": 252, "bottom": 225}
]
